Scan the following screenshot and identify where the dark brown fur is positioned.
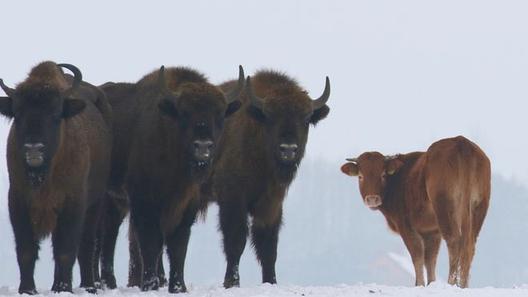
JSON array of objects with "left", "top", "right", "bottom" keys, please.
[
  {"left": 1, "top": 61, "right": 112, "bottom": 294},
  {"left": 341, "top": 136, "right": 491, "bottom": 288},
  {"left": 99, "top": 66, "right": 242, "bottom": 293},
  {"left": 210, "top": 70, "right": 330, "bottom": 287}
]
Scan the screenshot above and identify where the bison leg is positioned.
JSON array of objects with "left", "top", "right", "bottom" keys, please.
[
  {"left": 165, "top": 209, "right": 197, "bottom": 293},
  {"left": 51, "top": 206, "right": 84, "bottom": 293},
  {"left": 219, "top": 201, "right": 248, "bottom": 288},
  {"left": 158, "top": 255, "right": 168, "bottom": 287},
  {"left": 9, "top": 198, "right": 39, "bottom": 295},
  {"left": 400, "top": 229, "right": 426, "bottom": 286},
  {"left": 78, "top": 201, "right": 104, "bottom": 293},
  {"left": 251, "top": 221, "right": 281, "bottom": 284},
  {"left": 100, "top": 196, "right": 128, "bottom": 289},
  {"left": 130, "top": 202, "right": 164, "bottom": 291},
  {"left": 422, "top": 231, "right": 441, "bottom": 285},
  {"left": 127, "top": 220, "right": 142, "bottom": 287}
]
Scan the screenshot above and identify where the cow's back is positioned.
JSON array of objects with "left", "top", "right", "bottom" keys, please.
[{"left": 424, "top": 136, "right": 490, "bottom": 209}]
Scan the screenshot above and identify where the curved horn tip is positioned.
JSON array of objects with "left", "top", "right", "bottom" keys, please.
[
  {"left": 160, "top": 65, "right": 165, "bottom": 71},
  {"left": 346, "top": 158, "right": 358, "bottom": 162}
]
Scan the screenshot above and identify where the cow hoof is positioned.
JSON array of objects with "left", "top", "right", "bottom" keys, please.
[{"left": 18, "top": 288, "right": 38, "bottom": 295}]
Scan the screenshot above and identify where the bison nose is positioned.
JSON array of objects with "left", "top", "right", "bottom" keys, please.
[
  {"left": 24, "top": 143, "right": 45, "bottom": 167},
  {"left": 193, "top": 139, "right": 214, "bottom": 161},
  {"left": 279, "top": 143, "right": 298, "bottom": 161},
  {"left": 365, "top": 195, "right": 382, "bottom": 208}
]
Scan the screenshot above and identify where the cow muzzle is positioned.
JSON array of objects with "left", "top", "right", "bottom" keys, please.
[
  {"left": 24, "top": 143, "right": 45, "bottom": 167},
  {"left": 279, "top": 143, "right": 298, "bottom": 162},
  {"left": 364, "top": 195, "right": 382, "bottom": 209},
  {"left": 193, "top": 139, "right": 213, "bottom": 163}
]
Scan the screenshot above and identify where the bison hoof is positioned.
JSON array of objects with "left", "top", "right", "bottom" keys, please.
[
  {"left": 141, "top": 277, "right": 159, "bottom": 291},
  {"left": 159, "top": 275, "right": 168, "bottom": 288},
  {"left": 102, "top": 276, "right": 117, "bottom": 290},
  {"left": 51, "top": 281, "right": 72, "bottom": 293},
  {"left": 84, "top": 286, "right": 98, "bottom": 294},
  {"left": 18, "top": 288, "right": 38, "bottom": 295},
  {"left": 168, "top": 282, "right": 187, "bottom": 294},
  {"left": 223, "top": 278, "right": 240, "bottom": 289}
]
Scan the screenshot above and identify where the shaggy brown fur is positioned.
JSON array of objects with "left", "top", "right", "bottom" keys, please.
[
  {"left": 0, "top": 61, "right": 112, "bottom": 294},
  {"left": 341, "top": 136, "right": 491, "bottom": 288},
  {"left": 210, "top": 70, "right": 330, "bottom": 288},
  {"left": 99, "top": 66, "right": 243, "bottom": 293}
]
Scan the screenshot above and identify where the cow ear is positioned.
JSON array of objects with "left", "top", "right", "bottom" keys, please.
[
  {"left": 63, "top": 98, "right": 86, "bottom": 118},
  {"left": 225, "top": 100, "right": 241, "bottom": 118},
  {"left": 247, "top": 105, "right": 266, "bottom": 122},
  {"left": 310, "top": 105, "right": 329, "bottom": 125},
  {"left": 0, "top": 97, "right": 14, "bottom": 118},
  {"left": 386, "top": 158, "right": 404, "bottom": 175},
  {"left": 341, "top": 162, "right": 359, "bottom": 176},
  {"left": 158, "top": 99, "right": 179, "bottom": 118}
]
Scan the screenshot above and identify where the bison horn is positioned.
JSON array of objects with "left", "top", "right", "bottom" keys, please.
[
  {"left": 57, "top": 63, "right": 83, "bottom": 94},
  {"left": 346, "top": 158, "right": 358, "bottom": 163},
  {"left": 225, "top": 65, "right": 245, "bottom": 104},
  {"left": 157, "top": 65, "right": 167, "bottom": 91},
  {"left": 246, "top": 76, "right": 265, "bottom": 111},
  {"left": 311, "top": 76, "right": 330, "bottom": 110},
  {"left": 0, "top": 79, "right": 15, "bottom": 97}
]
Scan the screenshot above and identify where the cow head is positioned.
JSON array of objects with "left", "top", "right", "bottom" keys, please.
[
  {"left": 246, "top": 75, "right": 330, "bottom": 179},
  {"left": 340, "top": 152, "right": 404, "bottom": 210},
  {"left": 158, "top": 66, "right": 244, "bottom": 178},
  {"left": 0, "top": 63, "right": 86, "bottom": 187}
]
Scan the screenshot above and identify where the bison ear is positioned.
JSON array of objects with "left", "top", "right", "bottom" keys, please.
[
  {"left": 386, "top": 158, "right": 404, "bottom": 175},
  {"left": 0, "top": 97, "right": 14, "bottom": 118},
  {"left": 225, "top": 100, "right": 241, "bottom": 118},
  {"left": 158, "top": 99, "right": 179, "bottom": 118},
  {"left": 310, "top": 105, "right": 330, "bottom": 125},
  {"left": 63, "top": 98, "right": 86, "bottom": 118},
  {"left": 341, "top": 162, "right": 359, "bottom": 176}
]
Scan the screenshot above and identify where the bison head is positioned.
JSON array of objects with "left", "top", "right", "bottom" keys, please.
[
  {"left": 341, "top": 152, "right": 404, "bottom": 210},
  {"left": 0, "top": 63, "right": 86, "bottom": 187},
  {"left": 246, "top": 74, "right": 330, "bottom": 179},
  {"left": 157, "top": 66, "right": 244, "bottom": 178}
]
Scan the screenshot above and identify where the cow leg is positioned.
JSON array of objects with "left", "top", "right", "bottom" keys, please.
[
  {"left": 127, "top": 220, "right": 142, "bottom": 287},
  {"left": 400, "top": 229, "right": 425, "bottom": 286},
  {"left": 219, "top": 201, "right": 248, "bottom": 288},
  {"left": 165, "top": 208, "right": 197, "bottom": 293},
  {"left": 251, "top": 219, "right": 281, "bottom": 285},
  {"left": 431, "top": 194, "right": 462, "bottom": 286},
  {"left": 422, "top": 231, "right": 441, "bottom": 285},
  {"left": 78, "top": 201, "right": 103, "bottom": 293},
  {"left": 130, "top": 202, "right": 164, "bottom": 291},
  {"left": 9, "top": 197, "right": 39, "bottom": 295},
  {"left": 100, "top": 198, "right": 127, "bottom": 289},
  {"left": 51, "top": 205, "right": 84, "bottom": 293}
]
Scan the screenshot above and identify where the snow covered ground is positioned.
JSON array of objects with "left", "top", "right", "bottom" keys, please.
[{"left": 1, "top": 283, "right": 528, "bottom": 297}]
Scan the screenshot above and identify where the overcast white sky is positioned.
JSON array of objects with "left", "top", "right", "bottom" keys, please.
[{"left": 1, "top": 0, "right": 527, "bottom": 185}]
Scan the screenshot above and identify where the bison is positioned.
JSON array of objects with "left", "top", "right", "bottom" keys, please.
[
  {"left": 340, "top": 136, "right": 490, "bottom": 288},
  {"left": 0, "top": 61, "right": 112, "bottom": 294},
  {"left": 208, "top": 70, "right": 331, "bottom": 288},
  {"left": 98, "top": 66, "right": 244, "bottom": 293}
]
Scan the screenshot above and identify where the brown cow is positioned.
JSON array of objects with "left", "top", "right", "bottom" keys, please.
[
  {"left": 0, "top": 62, "right": 112, "bottom": 294},
  {"left": 340, "top": 136, "right": 490, "bottom": 288}
]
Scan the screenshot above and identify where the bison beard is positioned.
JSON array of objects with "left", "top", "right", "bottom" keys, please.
[{"left": 210, "top": 70, "right": 330, "bottom": 288}]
